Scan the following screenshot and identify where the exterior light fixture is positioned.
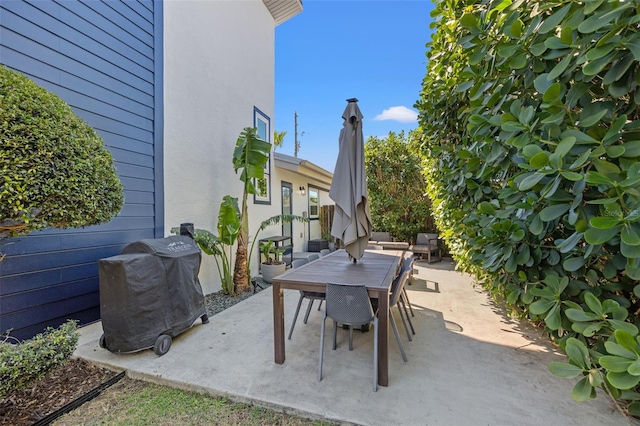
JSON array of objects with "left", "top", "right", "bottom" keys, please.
[{"left": 299, "top": 186, "right": 306, "bottom": 196}]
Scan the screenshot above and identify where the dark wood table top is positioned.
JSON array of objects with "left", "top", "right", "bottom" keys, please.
[{"left": 274, "top": 249, "right": 401, "bottom": 293}]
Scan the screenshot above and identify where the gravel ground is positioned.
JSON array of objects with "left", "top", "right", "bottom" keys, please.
[{"left": 204, "top": 277, "right": 272, "bottom": 316}]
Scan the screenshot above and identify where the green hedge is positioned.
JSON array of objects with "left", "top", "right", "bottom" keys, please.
[
  {"left": 417, "top": 0, "right": 640, "bottom": 414},
  {"left": 0, "top": 65, "right": 123, "bottom": 237},
  {"left": 364, "top": 130, "right": 433, "bottom": 243},
  {"left": 0, "top": 320, "right": 79, "bottom": 396}
]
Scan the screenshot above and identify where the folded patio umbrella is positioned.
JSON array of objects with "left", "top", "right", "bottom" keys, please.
[{"left": 329, "top": 98, "right": 372, "bottom": 261}]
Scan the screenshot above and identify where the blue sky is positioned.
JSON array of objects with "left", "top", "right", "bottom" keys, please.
[{"left": 274, "top": 0, "right": 435, "bottom": 173}]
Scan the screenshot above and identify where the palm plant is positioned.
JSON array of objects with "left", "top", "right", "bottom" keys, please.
[
  {"left": 232, "top": 127, "right": 272, "bottom": 294},
  {"left": 273, "top": 130, "right": 287, "bottom": 151}
]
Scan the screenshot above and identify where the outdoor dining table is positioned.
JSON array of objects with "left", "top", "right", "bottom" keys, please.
[{"left": 272, "top": 248, "right": 402, "bottom": 387}]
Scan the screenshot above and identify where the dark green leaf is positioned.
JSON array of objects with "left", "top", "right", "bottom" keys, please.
[
  {"left": 579, "top": 108, "right": 608, "bottom": 128},
  {"left": 571, "top": 377, "right": 594, "bottom": 402},
  {"left": 622, "top": 224, "right": 640, "bottom": 246},
  {"left": 509, "top": 53, "right": 528, "bottom": 69},
  {"left": 538, "top": 4, "right": 572, "bottom": 34},
  {"left": 460, "top": 13, "right": 478, "bottom": 27},
  {"left": 566, "top": 338, "right": 590, "bottom": 369},
  {"left": 609, "top": 320, "right": 640, "bottom": 336},
  {"left": 604, "top": 341, "right": 637, "bottom": 360},
  {"left": 600, "top": 356, "right": 633, "bottom": 373},
  {"left": 582, "top": 52, "right": 616, "bottom": 76},
  {"left": 564, "top": 256, "right": 586, "bottom": 272},
  {"left": 523, "top": 144, "right": 543, "bottom": 158},
  {"left": 543, "top": 82, "right": 561, "bottom": 102},
  {"left": 615, "top": 329, "right": 639, "bottom": 354},
  {"left": 502, "top": 121, "right": 526, "bottom": 132},
  {"left": 626, "top": 40, "right": 640, "bottom": 62},
  {"left": 585, "top": 171, "right": 614, "bottom": 185},
  {"left": 603, "top": 53, "right": 635, "bottom": 85},
  {"left": 584, "top": 292, "right": 604, "bottom": 317},
  {"left": 556, "top": 136, "right": 576, "bottom": 159},
  {"left": 628, "top": 359, "right": 640, "bottom": 376},
  {"left": 548, "top": 362, "right": 584, "bottom": 378},
  {"left": 518, "top": 172, "right": 545, "bottom": 191},
  {"left": 510, "top": 19, "right": 524, "bottom": 38},
  {"left": 621, "top": 141, "right": 640, "bottom": 158},
  {"left": 569, "top": 149, "right": 591, "bottom": 170},
  {"left": 557, "top": 232, "right": 583, "bottom": 253},
  {"left": 539, "top": 204, "right": 569, "bottom": 222},
  {"left": 578, "top": 4, "right": 634, "bottom": 34},
  {"left": 548, "top": 54, "right": 573, "bottom": 80},
  {"left": 545, "top": 37, "right": 569, "bottom": 50},
  {"left": 607, "top": 372, "right": 640, "bottom": 390},
  {"left": 534, "top": 73, "right": 554, "bottom": 94},
  {"left": 606, "top": 145, "right": 625, "bottom": 158},
  {"left": 622, "top": 241, "right": 640, "bottom": 258},
  {"left": 478, "top": 201, "right": 496, "bottom": 215},
  {"left": 565, "top": 308, "right": 597, "bottom": 322},
  {"left": 530, "top": 214, "right": 544, "bottom": 235},
  {"left": 530, "top": 152, "right": 549, "bottom": 168},
  {"left": 628, "top": 402, "right": 640, "bottom": 416},
  {"left": 529, "top": 298, "right": 555, "bottom": 315},
  {"left": 560, "top": 171, "right": 583, "bottom": 181},
  {"left": 584, "top": 226, "right": 620, "bottom": 245},
  {"left": 458, "top": 150, "right": 472, "bottom": 159},
  {"left": 545, "top": 303, "right": 562, "bottom": 330},
  {"left": 590, "top": 216, "right": 621, "bottom": 229}
]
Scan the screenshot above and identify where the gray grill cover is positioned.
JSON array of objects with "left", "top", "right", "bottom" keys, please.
[{"left": 99, "top": 235, "right": 206, "bottom": 352}]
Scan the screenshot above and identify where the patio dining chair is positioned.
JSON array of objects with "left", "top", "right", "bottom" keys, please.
[
  {"left": 291, "top": 258, "right": 308, "bottom": 269},
  {"left": 288, "top": 257, "right": 325, "bottom": 340},
  {"left": 399, "top": 258, "right": 416, "bottom": 335},
  {"left": 372, "top": 257, "right": 414, "bottom": 362},
  {"left": 318, "top": 282, "right": 379, "bottom": 392},
  {"left": 393, "top": 252, "right": 416, "bottom": 331}
]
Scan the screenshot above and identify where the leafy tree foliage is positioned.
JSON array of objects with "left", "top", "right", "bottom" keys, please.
[
  {"left": 364, "top": 130, "right": 433, "bottom": 243},
  {"left": 417, "top": 0, "right": 640, "bottom": 412},
  {"left": 0, "top": 65, "right": 123, "bottom": 238}
]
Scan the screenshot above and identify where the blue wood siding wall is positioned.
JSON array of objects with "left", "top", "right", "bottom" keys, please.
[{"left": 0, "top": 0, "right": 163, "bottom": 340}]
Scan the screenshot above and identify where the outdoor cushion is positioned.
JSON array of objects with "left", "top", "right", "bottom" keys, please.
[
  {"left": 369, "top": 232, "right": 408, "bottom": 250},
  {"left": 370, "top": 231, "right": 391, "bottom": 242}
]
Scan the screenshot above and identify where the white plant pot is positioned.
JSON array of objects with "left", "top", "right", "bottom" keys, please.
[{"left": 261, "top": 263, "right": 286, "bottom": 283}]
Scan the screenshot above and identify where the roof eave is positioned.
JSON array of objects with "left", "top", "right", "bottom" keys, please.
[
  {"left": 274, "top": 152, "right": 333, "bottom": 184},
  {"left": 263, "top": 0, "right": 303, "bottom": 26}
]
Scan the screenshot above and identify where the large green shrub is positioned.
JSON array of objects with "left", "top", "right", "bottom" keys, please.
[
  {"left": 364, "top": 130, "right": 434, "bottom": 243},
  {"left": 417, "top": 0, "right": 640, "bottom": 413},
  {"left": 0, "top": 65, "right": 123, "bottom": 237},
  {"left": 0, "top": 320, "right": 79, "bottom": 396}
]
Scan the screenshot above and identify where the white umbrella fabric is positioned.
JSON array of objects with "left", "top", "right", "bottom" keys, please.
[{"left": 329, "top": 98, "right": 372, "bottom": 261}]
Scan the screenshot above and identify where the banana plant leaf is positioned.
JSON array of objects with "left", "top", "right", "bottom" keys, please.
[
  {"left": 217, "top": 195, "right": 240, "bottom": 246},
  {"left": 232, "top": 127, "right": 271, "bottom": 195}
]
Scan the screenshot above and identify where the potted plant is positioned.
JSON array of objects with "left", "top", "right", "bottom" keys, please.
[
  {"left": 259, "top": 240, "right": 287, "bottom": 283},
  {"left": 321, "top": 231, "right": 336, "bottom": 252}
]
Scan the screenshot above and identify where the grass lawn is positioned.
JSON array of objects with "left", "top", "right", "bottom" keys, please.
[{"left": 53, "top": 376, "right": 335, "bottom": 425}]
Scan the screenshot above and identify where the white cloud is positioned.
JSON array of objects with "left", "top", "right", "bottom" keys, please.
[{"left": 373, "top": 106, "right": 418, "bottom": 123}]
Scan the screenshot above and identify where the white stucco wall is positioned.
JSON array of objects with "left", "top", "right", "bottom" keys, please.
[{"left": 163, "top": 0, "right": 278, "bottom": 293}]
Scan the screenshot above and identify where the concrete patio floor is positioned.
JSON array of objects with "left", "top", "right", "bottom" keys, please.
[{"left": 75, "top": 259, "right": 630, "bottom": 425}]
